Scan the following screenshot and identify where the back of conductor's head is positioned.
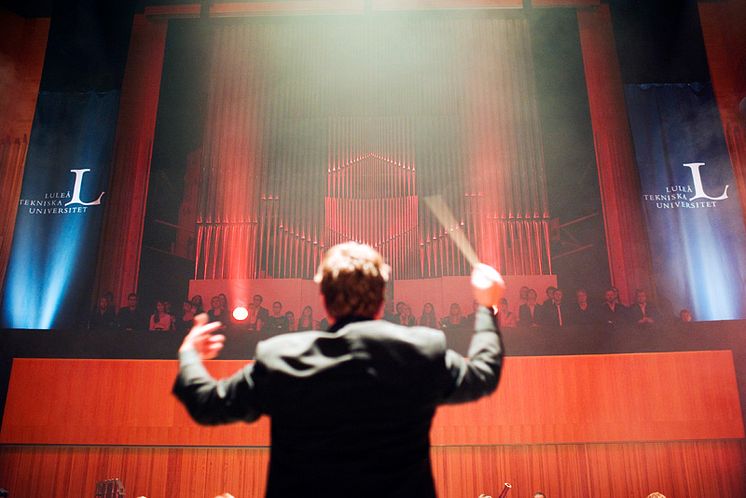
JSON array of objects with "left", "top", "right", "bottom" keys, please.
[{"left": 314, "top": 242, "right": 391, "bottom": 321}]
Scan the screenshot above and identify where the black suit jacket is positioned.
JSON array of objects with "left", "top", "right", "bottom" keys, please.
[
  {"left": 173, "top": 307, "right": 503, "bottom": 498},
  {"left": 628, "top": 302, "right": 659, "bottom": 323},
  {"left": 541, "top": 301, "right": 568, "bottom": 327},
  {"left": 518, "top": 303, "right": 542, "bottom": 327}
]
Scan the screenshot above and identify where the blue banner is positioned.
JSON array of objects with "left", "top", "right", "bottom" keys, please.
[
  {"left": 625, "top": 83, "right": 746, "bottom": 321},
  {"left": 1, "top": 91, "right": 119, "bottom": 329}
]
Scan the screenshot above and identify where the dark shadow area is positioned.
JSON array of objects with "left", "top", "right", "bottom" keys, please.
[{"left": 530, "top": 8, "right": 611, "bottom": 297}]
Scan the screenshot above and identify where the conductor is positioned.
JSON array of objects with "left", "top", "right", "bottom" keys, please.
[{"left": 173, "top": 242, "right": 505, "bottom": 498}]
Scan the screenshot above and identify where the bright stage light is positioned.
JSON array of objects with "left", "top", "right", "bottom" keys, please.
[{"left": 232, "top": 306, "right": 249, "bottom": 321}]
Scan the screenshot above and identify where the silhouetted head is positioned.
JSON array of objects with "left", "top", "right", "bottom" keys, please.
[{"left": 315, "top": 242, "right": 390, "bottom": 321}]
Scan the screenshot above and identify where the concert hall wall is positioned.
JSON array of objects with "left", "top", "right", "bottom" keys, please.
[{"left": 138, "top": 10, "right": 610, "bottom": 311}]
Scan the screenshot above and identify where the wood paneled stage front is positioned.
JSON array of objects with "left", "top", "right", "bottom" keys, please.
[{"left": 1, "top": 351, "right": 744, "bottom": 497}]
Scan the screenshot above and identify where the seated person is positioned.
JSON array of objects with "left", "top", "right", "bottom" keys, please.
[
  {"left": 441, "top": 302, "right": 467, "bottom": 330},
  {"left": 540, "top": 288, "right": 567, "bottom": 328},
  {"left": 285, "top": 311, "right": 296, "bottom": 332},
  {"left": 418, "top": 302, "right": 438, "bottom": 328},
  {"left": 466, "top": 300, "right": 479, "bottom": 326},
  {"left": 177, "top": 301, "right": 197, "bottom": 334},
  {"left": 629, "top": 289, "right": 659, "bottom": 325},
  {"left": 117, "top": 292, "right": 145, "bottom": 331},
  {"left": 542, "top": 286, "right": 557, "bottom": 307},
  {"left": 497, "top": 298, "right": 517, "bottom": 328},
  {"left": 190, "top": 294, "right": 204, "bottom": 314},
  {"left": 150, "top": 301, "right": 174, "bottom": 331},
  {"left": 246, "top": 294, "right": 269, "bottom": 331},
  {"left": 103, "top": 291, "right": 117, "bottom": 316},
  {"left": 264, "top": 301, "right": 289, "bottom": 333},
  {"left": 517, "top": 286, "right": 529, "bottom": 307},
  {"left": 518, "top": 289, "right": 542, "bottom": 328},
  {"left": 568, "top": 288, "right": 595, "bottom": 326},
  {"left": 598, "top": 287, "right": 628, "bottom": 329},
  {"left": 297, "top": 305, "right": 317, "bottom": 331},
  {"left": 382, "top": 301, "right": 397, "bottom": 323},
  {"left": 89, "top": 295, "right": 116, "bottom": 331},
  {"left": 395, "top": 301, "right": 416, "bottom": 326},
  {"left": 678, "top": 308, "right": 693, "bottom": 322},
  {"left": 207, "top": 296, "right": 228, "bottom": 324}
]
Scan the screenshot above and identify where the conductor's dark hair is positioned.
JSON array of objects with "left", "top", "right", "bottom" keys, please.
[{"left": 315, "top": 242, "right": 390, "bottom": 320}]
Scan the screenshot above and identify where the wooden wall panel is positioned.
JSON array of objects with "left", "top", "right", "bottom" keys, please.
[
  {"left": 1, "top": 351, "right": 742, "bottom": 446},
  {"left": 0, "top": 11, "right": 50, "bottom": 294},
  {"left": 94, "top": 14, "right": 168, "bottom": 309},
  {"left": 699, "top": 0, "right": 746, "bottom": 223},
  {"left": 0, "top": 11, "right": 49, "bottom": 139},
  {"left": 1, "top": 441, "right": 744, "bottom": 498}
]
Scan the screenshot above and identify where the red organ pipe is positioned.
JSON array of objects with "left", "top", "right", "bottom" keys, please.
[{"left": 194, "top": 18, "right": 551, "bottom": 281}]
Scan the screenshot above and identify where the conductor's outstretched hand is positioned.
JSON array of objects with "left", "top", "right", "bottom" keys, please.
[
  {"left": 471, "top": 263, "right": 506, "bottom": 309},
  {"left": 179, "top": 313, "right": 226, "bottom": 360}
]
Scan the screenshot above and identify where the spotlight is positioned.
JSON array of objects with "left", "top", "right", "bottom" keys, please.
[{"left": 232, "top": 306, "right": 248, "bottom": 321}]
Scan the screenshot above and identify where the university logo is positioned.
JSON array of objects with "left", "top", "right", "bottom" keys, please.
[
  {"left": 683, "top": 162, "right": 728, "bottom": 201},
  {"left": 642, "top": 162, "right": 729, "bottom": 210},
  {"left": 18, "top": 168, "right": 106, "bottom": 215},
  {"left": 64, "top": 169, "right": 106, "bottom": 207}
]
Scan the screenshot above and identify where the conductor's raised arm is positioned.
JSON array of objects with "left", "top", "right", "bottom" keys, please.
[
  {"left": 441, "top": 263, "right": 506, "bottom": 404},
  {"left": 173, "top": 314, "right": 263, "bottom": 425}
]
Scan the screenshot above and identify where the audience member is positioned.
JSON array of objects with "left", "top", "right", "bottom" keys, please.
[
  {"left": 568, "top": 288, "right": 595, "bottom": 326},
  {"left": 117, "top": 292, "right": 145, "bottom": 331},
  {"left": 466, "top": 299, "right": 479, "bottom": 325},
  {"left": 382, "top": 300, "right": 397, "bottom": 323},
  {"left": 190, "top": 294, "right": 204, "bottom": 314},
  {"left": 646, "top": 493, "right": 666, "bottom": 498},
  {"left": 534, "top": 493, "right": 547, "bottom": 498},
  {"left": 89, "top": 295, "right": 116, "bottom": 331},
  {"left": 265, "top": 301, "right": 289, "bottom": 333},
  {"left": 519, "top": 288, "right": 541, "bottom": 328},
  {"left": 542, "top": 286, "right": 557, "bottom": 307},
  {"left": 297, "top": 305, "right": 317, "bottom": 331},
  {"left": 629, "top": 289, "right": 658, "bottom": 325},
  {"left": 497, "top": 297, "right": 516, "bottom": 328},
  {"left": 150, "top": 301, "right": 174, "bottom": 331},
  {"left": 418, "top": 302, "right": 438, "bottom": 328},
  {"left": 395, "top": 301, "right": 416, "bottom": 326},
  {"left": 246, "top": 294, "right": 269, "bottom": 331},
  {"left": 164, "top": 300, "right": 176, "bottom": 325},
  {"left": 598, "top": 287, "right": 628, "bottom": 329},
  {"left": 541, "top": 288, "right": 567, "bottom": 327},
  {"left": 103, "top": 291, "right": 116, "bottom": 315},
  {"left": 518, "top": 286, "right": 530, "bottom": 307},
  {"left": 285, "top": 311, "right": 296, "bottom": 332},
  {"left": 218, "top": 293, "right": 229, "bottom": 313},
  {"left": 441, "top": 302, "right": 467, "bottom": 330},
  {"left": 178, "top": 301, "right": 196, "bottom": 333},
  {"left": 679, "top": 308, "right": 693, "bottom": 322},
  {"left": 207, "top": 296, "right": 228, "bottom": 324}
]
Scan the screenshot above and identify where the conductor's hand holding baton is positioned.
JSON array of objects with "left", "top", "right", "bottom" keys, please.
[{"left": 471, "top": 262, "right": 506, "bottom": 311}]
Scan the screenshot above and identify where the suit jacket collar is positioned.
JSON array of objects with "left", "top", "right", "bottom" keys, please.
[{"left": 329, "top": 315, "right": 376, "bottom": 332}]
